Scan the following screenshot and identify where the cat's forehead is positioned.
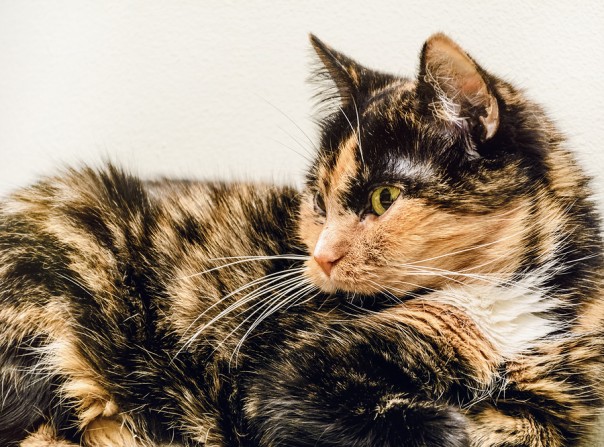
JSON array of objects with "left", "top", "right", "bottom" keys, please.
[
  {"left": 314, "top": 79, "right": 438, "bottom": 194},
  {"left": 363, "top": 79, "right": 417, "bottom": 116},
  {"left": 315, "top": 134, "right": 359, "bottom": 197}
]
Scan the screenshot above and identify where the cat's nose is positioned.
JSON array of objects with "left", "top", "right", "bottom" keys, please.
[
  {"left": 313, "top": 226, "right": 348, "bottom": 277},
  {"left": 313, "top": 252, "right": 341, "bottom": 277}
]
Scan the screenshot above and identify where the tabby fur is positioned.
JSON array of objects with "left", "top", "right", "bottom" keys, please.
[{"left": 1, "top": 33, "right": 603, "bottom": 446}]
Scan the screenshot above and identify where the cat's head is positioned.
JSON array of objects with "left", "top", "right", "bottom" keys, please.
[{"left": 299, "top": 33, "right": 572, "bottom": 297}]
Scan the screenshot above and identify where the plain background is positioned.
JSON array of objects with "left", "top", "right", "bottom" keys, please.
[{"left": 0, "top": 1, "right": 603, "bottom": 214}]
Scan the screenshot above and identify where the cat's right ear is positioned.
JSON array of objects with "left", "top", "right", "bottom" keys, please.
[
  {"left": 417, "top": 33, "right": 500, "bottom": 144},
  {"left": 309, "top": 34, "right": 366, "bottom": 108}
]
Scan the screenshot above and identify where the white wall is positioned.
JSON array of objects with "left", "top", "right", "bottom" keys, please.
[{"left": 1, "top": 1, "right": 603, "bottom": 214}]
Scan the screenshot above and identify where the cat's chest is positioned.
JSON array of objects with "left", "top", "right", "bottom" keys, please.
[{"left": 431, "top": 267, "right": 562, "bottom": 358}]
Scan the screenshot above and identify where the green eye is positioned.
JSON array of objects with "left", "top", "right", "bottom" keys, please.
[
  {"left": 314, "top": 191, "right": 326, "bottom": 215},
  {"left": 370, "top": 186, "right": 401, "bottom": 216}
]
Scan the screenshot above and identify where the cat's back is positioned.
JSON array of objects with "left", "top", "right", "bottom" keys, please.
[
  {"left": 0, "top": 163, "right": 302, "bottom": 341},
  {"left": 0, "top": 164, "right": 301, "bottom": 290},
  {"left": 0, "top": 164, "right": 301, "bottom": 444}
]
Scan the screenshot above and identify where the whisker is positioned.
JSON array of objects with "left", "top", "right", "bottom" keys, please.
[
  {"left": 174, "top": 269, "right": 307, "bottom": 358},
  {"left": 367, "top": 278, "right": 435, "bottom": 300},
  {"left": 257, "top": 94, "right": 318, "bottom": 153},
  {"left": 338, "top": 105, "right": 364, "bottom": 168},
  {"left": 231, "top": 281, "right": 318, "bottom": 365},
  {"left": 178, "top": 267, "right": 306, "bottom": 340},
  {"left": 404, "top": 229, "right": 528, "bottom": 266},
  {"left": 287, "top": 288, "right": 322, "bottom": 310},
  {"left": 268, "top": 135, "right": 314, "bottom": 164},
  {"left": 276, "top": 125, "right": 316, "bottom": 161},
  {"left": 205, "top": 254, "right": 310, "bottom": 261},
  {"left": 182, "top": 271, "right": 306, "bottom": 346},
  {"left": 352, "top": 98, "right": 365, "bottom": 169},
  {"left": 242, "top": 281, "right": 315, "bottom": 335},
  {"left": 199, "top": 277, "right": 314, "bottom": 367},
  {"left": 400, "top": 263, "right": 510, "bottom": 287},
  {"left": 220, "top": 293, "right": 288, "bottom": 357},
  {"left": 398, "top": 261, "right": 556, "bottom": 296},
  {"left": 368, "top": 269, "right": 476, "bottom": 300},
  {"left": 178, "top": 254, "right": 309, "bottom": 280},
  {"left": 365, "top": 280, "right": 402, "bottom": 304}
]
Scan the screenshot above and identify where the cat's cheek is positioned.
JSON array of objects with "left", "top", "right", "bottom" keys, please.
[
  {"left": 297, "top": 201, "right": 324, "bottom": 255},
  {"left": 360, "top": 213, "right": 378, "bottom": 225}
]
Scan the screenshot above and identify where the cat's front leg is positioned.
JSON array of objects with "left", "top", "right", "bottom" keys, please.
[
  {"left": 464, "top": 333, "right": 604, "bottom": 447},
  {"left": 245, "top": 300, "right": 498, "bottom": 446}
]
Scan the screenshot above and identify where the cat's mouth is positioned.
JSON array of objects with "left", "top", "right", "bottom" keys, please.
[
  {"left": 306, "top": 258, "right": 381, "bottom": 296},
  {"left": 308, "top": 262, "right": 425, "bottom": 307},
  {"left": 346, "top": 288, "right": 425, "bottom": 311}
]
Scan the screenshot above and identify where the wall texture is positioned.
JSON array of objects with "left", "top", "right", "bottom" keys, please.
[{"left": 0, "top": 1, "right": 603, "bottom": 209}]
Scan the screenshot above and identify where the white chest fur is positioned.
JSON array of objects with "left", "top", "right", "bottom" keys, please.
[{"left": 433, "top": 264, "right": 563, "bottom": 359}]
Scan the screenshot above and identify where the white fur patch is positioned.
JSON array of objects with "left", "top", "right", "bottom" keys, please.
[
  {"left": 424, "top": 71, "right": 466, "bottom": 130},
  {"left": 433, "top": 263, "right": 564, "bottom": 358},
  {"left": 393, "top": 158, "right": 435, "bottom": 183}
]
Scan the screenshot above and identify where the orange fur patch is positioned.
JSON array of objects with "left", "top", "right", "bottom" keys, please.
[{"left": 21, "top": 424, "right": 78, "bottom": 447}]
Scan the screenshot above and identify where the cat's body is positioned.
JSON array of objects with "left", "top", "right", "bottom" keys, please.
[
  {"left": 0, "top": 172, "right": 306, "bottom": 446},
  {"left": 1, "top": 34, "right": 603, "bottom": 446}
]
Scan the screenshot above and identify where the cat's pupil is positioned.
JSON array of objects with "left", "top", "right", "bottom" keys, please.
[
  {"left": 380, "top": 189, "right": 394, "bottom": 208},
  {"left": 314, "top": 192, "right": 326, "bottom": 215}
]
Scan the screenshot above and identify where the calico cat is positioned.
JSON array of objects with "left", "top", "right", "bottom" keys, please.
[{"left": 1, "top": 33, "right": 603, "bottom": 447}]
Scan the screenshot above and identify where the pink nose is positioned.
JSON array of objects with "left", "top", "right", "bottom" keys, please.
[{"left": 313, "top": 252, "right": 342, "bottom": 277}]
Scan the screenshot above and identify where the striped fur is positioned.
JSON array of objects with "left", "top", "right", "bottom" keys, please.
[{"left": 1, "top": 34, "right": 603, "bottom": 446}]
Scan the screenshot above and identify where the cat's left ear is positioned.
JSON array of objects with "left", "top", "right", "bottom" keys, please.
[
  {"left": 310, "top": 34, "right": 389, "bottom": 108},
  {"left": 418, "top": 33, "right": 499, "bottom": 143}
]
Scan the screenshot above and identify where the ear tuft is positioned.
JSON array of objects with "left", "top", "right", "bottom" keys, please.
[
  {"left": 419, "top": 33, "right": 499, "bottom": 142},
  {"left": 309, "top": 34, "right": 364, "bottom": 107}
]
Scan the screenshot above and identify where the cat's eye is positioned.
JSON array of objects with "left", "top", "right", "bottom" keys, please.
[
  {"left": 314, "top": 191, "right": 326, "bottom": 215},
  {"left": 370, "top": 186, "right": 401, "bottom": 216}
]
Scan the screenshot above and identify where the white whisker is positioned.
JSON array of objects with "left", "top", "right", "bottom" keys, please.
[
  {"left": 178, "top": 267, "right": 307, "bottom": 344},
  {"left": 338, "top": 104, "right": 364, "bottom": 168},
  {"left": 178, "top": 254, "right": 309, "bottom": 280},
  {"left": 231, "top": 281, "right": 318, "bottom": 365},
  {"left": 179, "top": 271, "right": 307, "bottom": 353},
  {"left": 352, "top": 98, "right": 365, "bottom": 169},
  {"left": 268, "top": 135, "right": 314, "bottom": 164},
  {"left": 257, "top": 94, "right": 319, "bottom": 153},
  {"left": 404, "top": 229, "right": 527, "bottom": 267}
]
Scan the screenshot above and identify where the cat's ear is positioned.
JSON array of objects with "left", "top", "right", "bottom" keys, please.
[
  {"left": 418, "top": 33, "right": 499, "bottom": 143},
  {"left": 309, "top": 34, "right": 368, "bottom": 107}
]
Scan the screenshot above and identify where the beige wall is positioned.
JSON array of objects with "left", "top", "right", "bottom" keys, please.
[{"left": 1, "top": 1, "right": 603, "bottom": 214}]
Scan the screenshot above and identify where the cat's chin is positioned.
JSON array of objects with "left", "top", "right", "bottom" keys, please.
[{"left": 305, "top": 268, "right": 377, "bottom": 296}]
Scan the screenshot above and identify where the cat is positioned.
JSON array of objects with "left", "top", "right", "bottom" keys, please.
[{"left": 1, "top": 32, "right": 603, "bottom": 447}]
